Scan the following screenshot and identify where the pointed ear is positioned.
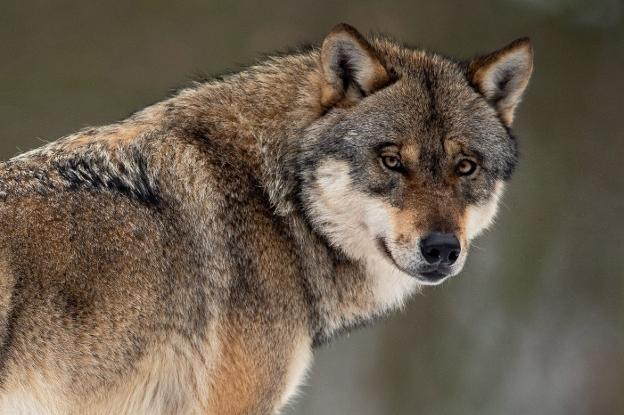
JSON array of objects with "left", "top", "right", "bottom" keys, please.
[
  {"left": 467, "top": 38, "right": 533, "bottom": 126},
  {"left": 320, "top": 23, "right": 391, "bottom": 109}
]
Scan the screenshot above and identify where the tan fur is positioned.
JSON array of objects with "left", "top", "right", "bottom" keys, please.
[
  {"left": 64, "top": 124, "right": 152, "bottom": 151},
  {"left": 469, "top": 38, "right": 533, "bottom": 125},
  {"left": 83, "top": 337, "right": 215, "bottom": 415},
  {"left": 207, "top": 324, "right": 266, "bottom": 414},
  {"left": 320, "top": 23, "right": 390, "bottom": 108},
  {"left": 400, "top": 143, "right": 421, "bottom": 166}
]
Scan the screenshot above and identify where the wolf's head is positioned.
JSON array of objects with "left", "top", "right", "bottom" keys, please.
[{"left": 299, "top": 24, "right": 532, "bottom": 286}]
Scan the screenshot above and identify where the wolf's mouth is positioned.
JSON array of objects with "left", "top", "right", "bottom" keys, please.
[
  {"left": 419, "top": 269, "right": 449, "bottom": 282},
  {"left": 375, "top": 237, "right": 452, "bottom": 284},
  {"left": 376, "top": 237, "right": 405, "bottom": 270}
]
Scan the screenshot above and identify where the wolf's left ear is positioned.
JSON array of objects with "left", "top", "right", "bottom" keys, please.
[
  {"left": 467, "top": 38, "right": 533, "bottom": 126},
  {"left": 320, "top": 23, "right": 391, "bottom": 109}
]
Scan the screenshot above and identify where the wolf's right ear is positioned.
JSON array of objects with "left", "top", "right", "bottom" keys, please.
[
  {"left": 467, "top": 38, "right": 533, "bottom": 126},
  {"left": 319, "top": 23, "right": 391, "bottom": 109}
]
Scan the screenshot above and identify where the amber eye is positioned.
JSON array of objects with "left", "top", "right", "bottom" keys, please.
[
  {"left": 381, "top": 155, "right": 402, "bottom": 171},
  {"left": 455, "top": 159, "right": 477, "bottom": 176}
]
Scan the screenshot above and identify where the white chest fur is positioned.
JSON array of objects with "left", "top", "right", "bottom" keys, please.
[{"left": 277, "top": 336, "right": 313, "bottom": 412}]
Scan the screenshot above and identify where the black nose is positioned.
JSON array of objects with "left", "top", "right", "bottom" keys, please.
[{"left": 420, "top": 232, "right": 461, "bottom": 266}]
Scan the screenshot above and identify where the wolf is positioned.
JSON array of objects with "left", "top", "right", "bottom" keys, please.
[{"left": 0, "top": 23, "right": 532, "bottom": 414}]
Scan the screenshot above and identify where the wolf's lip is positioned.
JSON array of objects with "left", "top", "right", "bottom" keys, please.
[
  {"left": 376, "top": 237, "right": 413, "bottom": 275},
  {"left": 376, "top": 237, "right": 423, "bottom": 279},
  {"left": 418, "top": 269, "right": 450, "bottom": 281}
]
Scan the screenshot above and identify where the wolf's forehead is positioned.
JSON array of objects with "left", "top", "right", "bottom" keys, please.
[{"left": 356, "top": 78, "right": 485, "bottom": 141}]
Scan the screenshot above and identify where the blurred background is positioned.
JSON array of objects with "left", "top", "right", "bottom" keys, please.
[{"left": 1, "top": 1, "right": 623, "bottom": 414}]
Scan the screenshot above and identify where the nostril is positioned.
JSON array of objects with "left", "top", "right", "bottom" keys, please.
[
  {"left": 448, "top": 249, "right": 460, "bottom": 264},
  {"left": 427, "top": 248, "right": 440, "bottom": 260}
]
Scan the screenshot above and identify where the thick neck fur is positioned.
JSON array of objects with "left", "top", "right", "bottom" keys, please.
[{"left": 2, "top": 47, "right": 417, "bottom": 345}]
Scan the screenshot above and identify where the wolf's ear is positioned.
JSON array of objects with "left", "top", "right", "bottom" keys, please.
[
  {"left": 320, "top": 23, "right": 391, "bottom": 109},
  {"left": 467, "top": 38, "right": 533, "bottom": 126}
]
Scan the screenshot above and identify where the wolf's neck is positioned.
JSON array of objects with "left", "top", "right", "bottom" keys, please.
[
  {"left": 286, "top": 211, "right": 420, "bottom": 346},
  {"left": 156, "top": 52, "right": 324, "bottom": 213}
]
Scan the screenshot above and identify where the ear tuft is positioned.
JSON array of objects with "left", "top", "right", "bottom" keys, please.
[
  {"left": 468, "top": 38, "right": 533, "bottom": 126},
  {"left": 320, "top": 23, "right": 391, "bottom": 109}
]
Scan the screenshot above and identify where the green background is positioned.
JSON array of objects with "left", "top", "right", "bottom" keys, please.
[{"left": 1, "top": 1, "right": 623, "bottom": 413}]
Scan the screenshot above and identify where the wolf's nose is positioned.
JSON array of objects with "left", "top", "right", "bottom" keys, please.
[{"left": 420, "top": 233, "right": 461, "bottom": 265}]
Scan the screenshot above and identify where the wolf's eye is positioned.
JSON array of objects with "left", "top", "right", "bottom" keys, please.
[
  {"left": 455, "top": 159, "right": 477, "bottom": 176},
  {"left": 381, "top": 155, "right": 402, "bottom": 171}
]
